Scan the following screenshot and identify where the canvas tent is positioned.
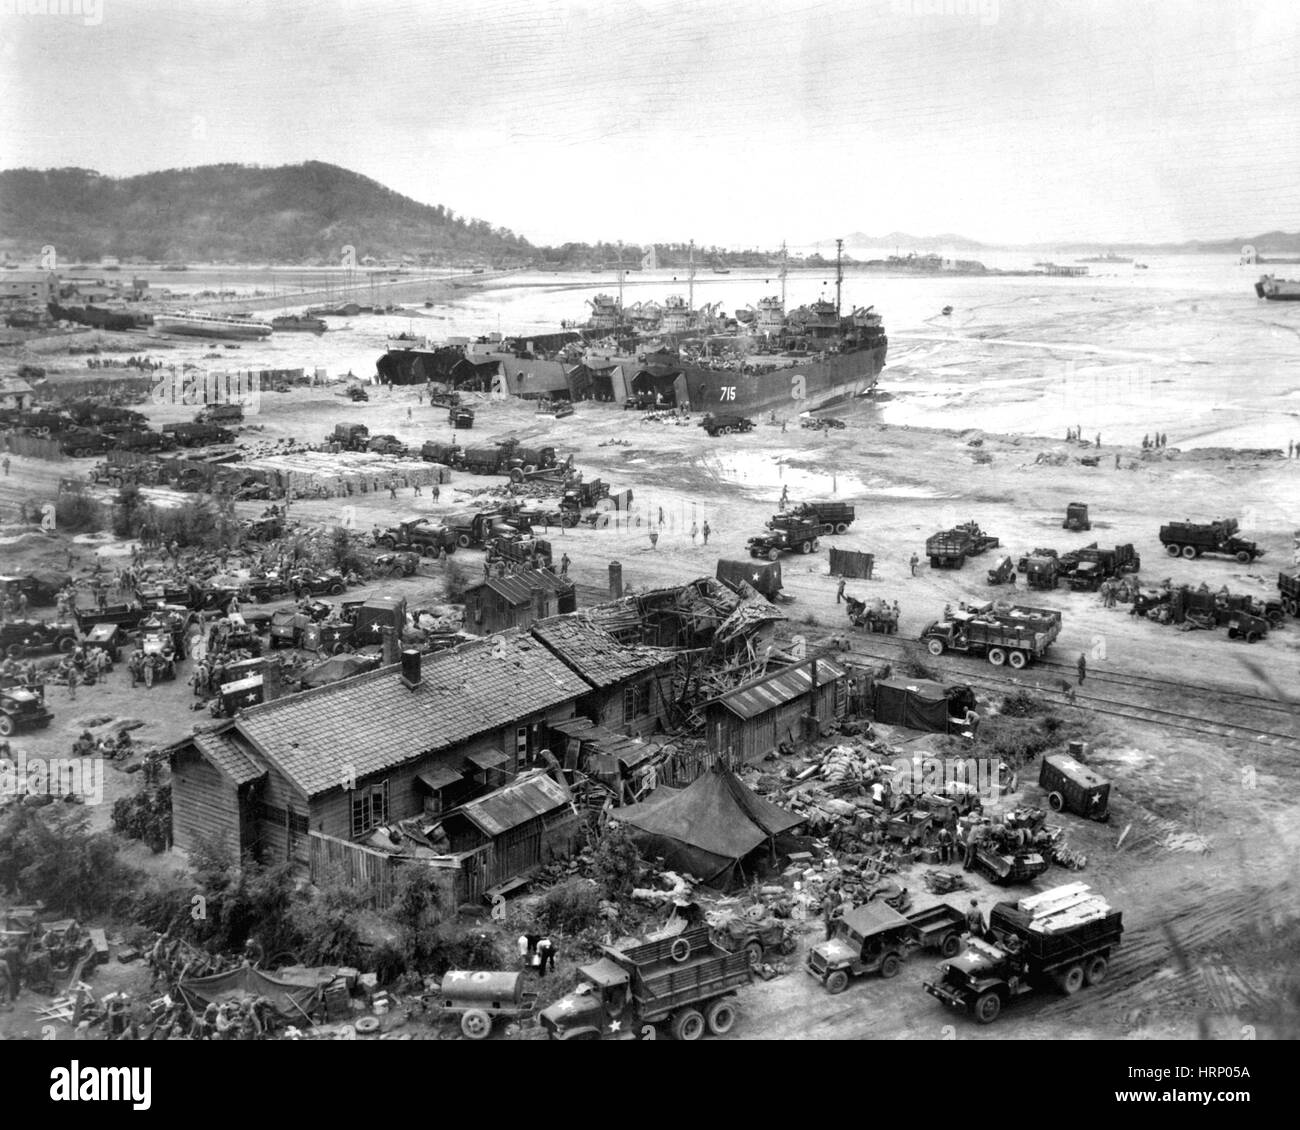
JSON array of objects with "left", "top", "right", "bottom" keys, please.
[
  {"left": 177, "top": 965, "right": 323, "bottom": 1024},
  {"left": 872, "top": 677, "right": 963, "bottom": 733},
  {"left": 612, "top": 764, "right": 803, "bottom": 888}
]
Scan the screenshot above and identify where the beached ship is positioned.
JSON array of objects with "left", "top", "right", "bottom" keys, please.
[
  {"left": 271, "top": 314, "right": 327, "bottom": 333},
  {"left": 375, "top": 240, "right": 887, "bottom": 414},
  {"left": 155, "top": 310, "right": 273, "bottom": 340},
  {"left": 1254, "top": 275, "right": 1300, "bottom": 301}
]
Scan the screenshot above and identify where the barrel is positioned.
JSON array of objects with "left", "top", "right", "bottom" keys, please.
[{"left": 440, "top": 970, "right": 523, "bottom": 1007}]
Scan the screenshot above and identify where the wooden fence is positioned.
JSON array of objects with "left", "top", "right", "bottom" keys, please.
[
  {"left": 307, "top": 829, "right": 399, "bottom": 909},
  {"left": 2, "top": 434, "right": 65, "bottom": 461}
]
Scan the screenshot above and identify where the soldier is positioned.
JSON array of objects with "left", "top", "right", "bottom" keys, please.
[
  {"left": 702, "top": 520, "right": 711, "bottom": 546},
  {"left": 559, "top": 553, "right": 571, "bottom": 576},
  {"left": 909, "top": 552, "right": 919, "bottom": 576},
  {"left": 1077, "top": 652, "right": 1087, "bottom": 684},
  {"left": 836, "top": 577, "right": 846, "bottom": 603},
  {"left": 936, "top": 824, "right": 954, "bottom": 865},
  {"left": 965, "top": 899, "right": 986, "bottom": 940}
]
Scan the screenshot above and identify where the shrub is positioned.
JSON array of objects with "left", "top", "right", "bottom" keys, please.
[
  {"left": 55, "top": 488, "right": 104, "bottom": 534},
  {"left": 1000, "top": 691, "right": 1049, "bottom": 718},
  {"left": 369, "top": 940, "right": 408, "bottom": 984},
  {"left": 0, "top": 807, "right": 139, "bottom": 918},
  {"left": 443, "top": 557, "right": 470, "bottom": 602},
  {"left": 111, "top": 785, "right": 172, "bottom": 852},
  {"left": 589, "top": 822, "right": 641, "bottom": 901},
  {"left": 290, "top": 865, "right": 367, "bottom": 967},
  {"left": 976, "top": 715, "right": 1059, "bottom": 769},
  {"left": 534, "top": 878, "right": 604, "bottom": 934}
]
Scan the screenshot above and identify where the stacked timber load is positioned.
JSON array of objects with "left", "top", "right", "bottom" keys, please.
[
  {"left": 238, "top": 449, "right": 451, "bottom": 492},
  {"left": 1016, "top": 883, "right": 1111, "bottom": 933}
]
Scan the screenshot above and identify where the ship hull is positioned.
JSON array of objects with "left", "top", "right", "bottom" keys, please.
[
  {"left": 157, "top": 320, "right": 272, "bottom": 340},
  {"left": 671, "top": 347, "right": 885, "bottom": 414}
]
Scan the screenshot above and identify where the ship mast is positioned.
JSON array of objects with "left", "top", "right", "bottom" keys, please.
[
  {"left": 688, "top": 239, "right": 695, "bottom": 314},
  {"left": 835, "top": 238, "right": 843, "bottom": 319},
  {"left": 780, "top": 241, "right": 788, "bottom": 309}
]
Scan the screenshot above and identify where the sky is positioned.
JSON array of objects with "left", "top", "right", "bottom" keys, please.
[{"left": 2, "top": 0, "right": 1298, "bottom": 248}]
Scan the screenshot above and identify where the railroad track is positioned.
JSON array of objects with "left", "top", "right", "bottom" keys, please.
[{"left": 836, "top": 636, "right": 1300, "bottom": 755}]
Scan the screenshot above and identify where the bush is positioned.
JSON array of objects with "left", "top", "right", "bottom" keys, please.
[
  {"left": 55, "top": 488, "right": 104, "bottom": 534},
  {"left": 369, "top": 940, "right": 408, "bottom": 984},
  {"left": 111, "top": 785, "right": 172, "bottom": 852},
  {"left": 0, "top": 807, "right": 139, "bottom": 918},
  {"left": 443, "top": 557, "right": 470, "bottom": 602},
  {"left": 1000, "top": 691, "right": 1049, "bottom": 718},
  {"left": 589, "top": 822, "right": 640, "bottom": 901},
  {"left": 290, "top": 865, "right": 367, "bottom": 967},
  {"left": 976, "top": 715, "right": 1059, "bottom": 768},
  {"left": 328, "top": 526, "right": 365, "bottom": 575},
  {"left": 152, "top": 498, "right": 223, "bottom": 549},
  {"left": 534, "top": 878, "right": 604, "bottom": 934}
]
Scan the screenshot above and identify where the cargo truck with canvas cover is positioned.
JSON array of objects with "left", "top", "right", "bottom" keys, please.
[
  {"left": 1159, "top": 517, "right": 1262, "bottom": 562},
  {"left": 540, "top": 925, "right": 751, "bottom": 1041},
  {"left": 920, "top": 603, "right": 1061, "bottom": 668}
]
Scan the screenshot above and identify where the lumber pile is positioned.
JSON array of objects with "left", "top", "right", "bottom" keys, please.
[{"left": 1017, "top": 883, "right": 1111, "bottom": 933}]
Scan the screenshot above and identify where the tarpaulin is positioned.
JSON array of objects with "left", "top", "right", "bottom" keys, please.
[
  {"left": 871, "top": 677, "right": 956, "bottom": 733},
  {"left": 177, "top": 965, "right": 322, "bottom": 1023},
  {"left": 613, "top": 764, "right": 802, "bottom": 889}
]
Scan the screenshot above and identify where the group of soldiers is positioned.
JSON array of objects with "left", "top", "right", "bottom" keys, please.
[{"left": 0, "top": 919, "right": 89, "bottom": 1008}]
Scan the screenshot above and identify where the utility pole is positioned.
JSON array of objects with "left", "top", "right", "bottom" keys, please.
[
  {"left": 688, "top": 239, "right": 695, "bottom": 313},
  {"left": 780, "top": 241, "right": 788, "bottom": 309}
]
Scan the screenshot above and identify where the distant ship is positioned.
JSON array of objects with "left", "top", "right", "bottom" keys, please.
[
  {"left": 271, "top": 314, "right": 327, "bottom": 333},
  {"left": 155, "top": 310, "right": 273, "bottom": 340},
  {"left": 307, "top": 303, "right": 362, "bottom": 317},
  {"left": 1076, "top": 252, "right": 1134, "bottom": 264},
  {"left": 376, "top": 240, "right": 887, "bottom": 416},
  {"left": 1254, "top": 275, "right": 1300, "bottom": 301}
]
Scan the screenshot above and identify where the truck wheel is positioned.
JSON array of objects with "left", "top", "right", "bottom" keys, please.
[
  {"left": 1180, "top": 545, "right": 1197, "bottom": 560},
  {"left": 1165, "top": 543, "right": 1181, "bottom": 557},
  {"left": 670, "top": 936, "right": 692, "bottom": 964},
  {"left": 974, "top": 991, "right": 1001, "bottom": 1024},
  {"left": 510, "top": 469, "right": 524, "bottom": 483},
  {"left": 825, "top": 970, "right": 850, "bottom": 995},
  {"left": 705, "top": 999, "right": 736, "bottom": 1036},
  {"left": 1227, "top": 627, "right": 1239, "bottom": 639},
  {"left": 58, "top": 636, "right": 76, "bottom": 653},
  {"left": 767, "top": 548, "right": 779, "bottom": 562},
  {"left": 926, "top": 638, "right": 945, "bottom": 657},
  {"left": 1057, "top": 964, "right": 1085, "bottom": 995},
  {"left": 1084, "top": 955, "right": 1109, "bottom": 986},
  {"left": 1007, "top": 650, "right": 1027, "bottom": 669},
  {"left": 671, "top": 1008, "right": 705, "bottom": 1041},
  {"left": 457, "top": 534, "right": 472, "bottom": 549},
  {"left": 812, "top": 539, "right": 821, "bottom": 551},
  {"left": 0, "top": 715, "right": 14, "bottom": 738},
  {"left": 460, "top": 1010, "right": 492, "bottom": 1040},
  {"left": 879, "top": 953, "right": 902, "bottom": 979},
  {"left": 1048, "top": 791, "right": 1065, "bottom": 812},
  {"left": 799, "top": 541, "right": 812, "bottom": 555},
  {"left": 987, "top": 647, "right": 1006, "bottom": 666},
  {"left": 744, "top": 941, "right": 764, "bottom": 970},
  {"left": 940, "top": 932, "right": 963, "bottom": 958},
  {"left": 1245, "top": 631, "right": 1259, "bottom": 644},
  {"left": 722, "top": 426, "right": 734, "bottom": 436},
  {"left": 1235, "top": 550, "right": 1251, "bottom": 564},
  {"left": 329, "top": 582, "right": 345, "bottom": 596},
  {"left": 255, "top": 590, "right": 271, "bottom": 604},
  {"left": 835, "top": 522, "right": 849, "bottom": 535}
]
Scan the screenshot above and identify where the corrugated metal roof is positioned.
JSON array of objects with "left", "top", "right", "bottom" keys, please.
[
  {"left": 459, "top": 771, "right": 570, "bottom": 837},
  {"left": 709, "top": 659, "right": 847, "bottom": 721},
  {"left": 417, "top": 765, "right": 463, "bottom": 791},
  {"left": 466, "top": 748, "right": 508, "bottom": 770}
]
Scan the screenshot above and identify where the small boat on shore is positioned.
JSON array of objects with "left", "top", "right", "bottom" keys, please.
[{"left": 271, "top": 314, "right": 327, "bottom": 333}]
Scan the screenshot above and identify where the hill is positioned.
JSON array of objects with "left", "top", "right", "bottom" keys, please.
[
  {"left": 836, "top": 228, "right": 1300, "bottom": 255},
  {"left": 0, "top": 162, "right": 533, "bottom": 265}
]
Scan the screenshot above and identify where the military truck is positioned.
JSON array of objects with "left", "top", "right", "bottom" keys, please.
[
  {"left": 700, "top": 412, "right": 755, "bottom": 437},
  {"left": 1022, "top": 553, "right": 1061, "bottom": 590},
  {"left": 1, "top": 619, "right": 79, "bottom": 660},
  {"left": 113, "top": 429, "right": 177, "bottom": 455},
  {"left": 986, "top": 555, "right": 1017, "bottom": 585},
  {"left": 924, "top": 884, "right": 1123, "bottom": 1024},
  {"left": 376, "top": 518, "right": 457, "bottom": 556},
  {"left": 716, "top": 559, "right": 783, "bottom": 600},
  {"left": 195, "top": 403, "right": 244, "bottom": 426},
  {"left": 446, "top": 510, "right": 532, "bottom": 550},
  {"left": 1068, "top": 544, "right": 1140, "bottom": 591},
  {"left": 1062, "top": 502, "right": 1091, "bottom": 532},
  {"left": 747, "top": 517, "right": 821, "bottom": 561},
  {"left": 788, "top": 501, "right": 856, "bottom": 536},
  {"left": 925, "top": 523, "right": 999, "bottom": 569},
  {"left": 487, "top": 536, "right": 553, "bottom": 569},
  {"left": 920, "top": 603, "right": 1062, "bottom": 669},
  {"left": 0, "top": 681, "right": 52, "bottom": 737},
  {"left": 539, "top": 925, "right": 752, "bottom": 1041},
  {"left": 1159, "top": 518, "right": 1262, "bottom": 563},
  {"left": 449, "top": 406, "right": 476, "bottom": 429},
  {"left": 367, "top": 433, "right": 409, "bottom": 456},
  {"left": 325, "top": 422, "right": 370, "bottom": 451},
  {"left": 58, "top": 428, "right": 116, "bottom": 458},
  {"left": 161, "top": 422, "right": 235, "bottom": 447},
  {"left": 807, "top": 902, "right": 967, "bottom": 993},
  {"left": 559, "top": 478, "right": 612, "bottom": 514},
  {"left": 1040, "top": 753, "right": 1111, "bottom": 821},
  {"left": 420, "top": 440, "right": 464, "bottom": 467}
]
